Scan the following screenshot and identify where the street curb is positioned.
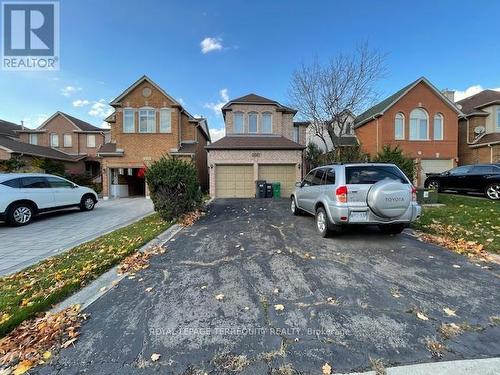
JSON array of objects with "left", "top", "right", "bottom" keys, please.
[{"left": 51, "top": 223, "right": 183, "bottom": 313}]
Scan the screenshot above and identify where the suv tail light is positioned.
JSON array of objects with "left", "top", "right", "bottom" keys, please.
[
  {"left": 336, "top": 185, "right": 348, "bottom": 203},
  {"left": 411, "top": 186, "right": 417, "bottom": 202}
]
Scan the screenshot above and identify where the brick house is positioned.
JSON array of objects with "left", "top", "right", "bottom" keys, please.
[
  {"left": 456, "top": 90, "right": 500, "bottom": 165},
  {"left": 206, "top": 94, "right": 306, "bottom": 198},
  {"left": 16, "top": 112, "right": 109, "bottom": 176},
  {"left": 354, "top": 77, "right": 463, "bottom": 186},
  {"left": 98, "top": 75, "right": 210, "bottom": 199}
]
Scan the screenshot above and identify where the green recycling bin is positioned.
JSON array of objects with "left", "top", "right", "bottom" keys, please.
[{"left": 272, "top": 182, "right": 281, "bottom": 198}]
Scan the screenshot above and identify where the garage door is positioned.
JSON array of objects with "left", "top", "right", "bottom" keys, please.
[
  {"left": 258, "top": 164, "right": 297, "bottom": 197},
  {"left": 215, "top": 165, "right": 254, "bottom": 198},
  {"left": 420, "top": 159, "right": 454, "bottom": 187}
]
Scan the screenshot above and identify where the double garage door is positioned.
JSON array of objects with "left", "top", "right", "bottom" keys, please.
[
  {"left": 215, "top": 164, "right": 296, "bottom": 198},
  {"left": 420, "top": 159, "right": 454, "bottom": 186}
]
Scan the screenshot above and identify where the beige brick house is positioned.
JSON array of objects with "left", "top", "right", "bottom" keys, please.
[
  {"left": 98, "top": 76, "right": 210, "bottom": 199},
  {"left": 206, "top": 94, "right": 306, "bottom": 198}
]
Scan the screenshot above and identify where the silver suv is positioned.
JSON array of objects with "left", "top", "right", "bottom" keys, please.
[{"left": 291, "top": 163, "right": 421, "bottom": 237}]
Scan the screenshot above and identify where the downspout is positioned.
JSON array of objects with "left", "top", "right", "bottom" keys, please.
[
  {"left": 178, "top": 110, "right": 182, "bottom": 148},
  {"left": 490, "top": 144, "right": 493, "bottom": 163},
  {"left": 376, "top": 118, "right": 380, "bottom": 153}
]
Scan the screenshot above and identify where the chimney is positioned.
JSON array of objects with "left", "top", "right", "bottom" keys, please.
[
  {"left": 442, "top": 89, "right": 455, "bottom": 103},
  {"left": 21, "top": 120, "right": 25, "bottom": 130}
]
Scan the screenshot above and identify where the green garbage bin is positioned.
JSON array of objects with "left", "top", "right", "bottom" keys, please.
[{"left": 272, "top": 182, "right": 281, "bottom": 198}]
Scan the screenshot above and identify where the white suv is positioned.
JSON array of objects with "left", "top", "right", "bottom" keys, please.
[{"left": 0, "top": 173, "right": 98, "bottom": 226}]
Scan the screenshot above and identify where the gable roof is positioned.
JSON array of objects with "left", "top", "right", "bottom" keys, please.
[
  {"left": 354, "top": 77, "right": 463, "bottom": 128},
  {"left": 0, "top": 119, "right": 21, "bottom": 138},
  {"left": 195, "top": 118, "right": 211, "bottom": 142},
  {"left": 221, "top": 93, "right": 297, "bottom": 114},
  {"left": 0, "top": 135, "right": 85, "bottom": 162},
  {"left": 456, "top": 89, "right": 500, "bottom": 116},
  {"left": 37, "top": 112, "right": 106, "bottom": 132}
]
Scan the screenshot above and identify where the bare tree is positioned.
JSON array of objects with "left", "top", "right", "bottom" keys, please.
[{"left": 289, "top": 43, "right": 386, "bottom": 152}]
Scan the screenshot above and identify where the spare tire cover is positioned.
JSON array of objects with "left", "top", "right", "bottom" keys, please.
[{"left": 367, "top": 180, "right": 411, "bottom": 218}]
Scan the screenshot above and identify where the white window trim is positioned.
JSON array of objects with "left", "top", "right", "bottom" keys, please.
[
  {"left": 159, "top": 108, "right": 172, "bottom": 133},
  {"left": 433, "top": 113, "right": 444, "bottom": 140},
  {"left": 123, "top": 108, "right": 135, "bottom": 133},
  {"left": 50, "top": 133, "right": 59, "bottom": 147},
  {"left": 248, "top": 112, "right": 258, "bottom": 134},
  {"left": 87, "top": 134, "right": 96, "bottom": 148},
  {"left": 394, "top": 113, "right": 405, "bottom": 140},
  {"left": 138, "top": 107, "right": 156, "bottom": 133},
  {"left": 262, "top": 112, "right": 273, "bottom": 133},
  {"left": 233, "top": 111, "right": 244, "bottom": 133},
  {"left": 409, "top": 108, "right": 429, "bottom": 141}
]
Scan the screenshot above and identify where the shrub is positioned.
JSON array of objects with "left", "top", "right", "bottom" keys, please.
[
  {"left": 145, "top": 156, "right": 202, "bottom": 221},
  {"left": 31, "top": 158, "right": 66, "bottom": 175},
  {"left": 0, "top": 157, "right": 25, "bottom": 172},
  {"left": 374, "top": 145, "right": 415, "bottom": 182},
  {"left": 305, "top": 143, "right": 323, "bottom": 169},
  {"left": 322, "top": 145, "right": 369, "bottom": 164}
]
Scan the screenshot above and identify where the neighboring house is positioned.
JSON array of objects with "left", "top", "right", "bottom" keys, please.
[
  {"left": 305, "top": 111, "right": 358, "bottom": 152},
  {"left": 206, "top": 93, "right": 306, "bottom": 198},
  {"left": 98, "top": 75, "right": 210, "bottom": 199},
  {"left": 354, "top": 77, "right": 463, "bottom": 186},
  {"left": 17, "top": 112, "right": 109, "bottom": 177},
  {"left": 0, "top": 119, "right": 22, "bottom": 139},
  {"left": 456, "top": 90, "right": 500, "bottom": 165}
]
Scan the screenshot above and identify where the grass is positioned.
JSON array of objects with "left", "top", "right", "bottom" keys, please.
[
  {"left": 414, "top": 193, "right": 500, "bottom": 254},
  {"left": 0, "top": 213, "right": 171, "bottom": 337}
]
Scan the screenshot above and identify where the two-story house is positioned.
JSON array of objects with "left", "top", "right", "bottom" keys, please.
[
  {"left": 206, "top": 93, "right": 306, "bottom": 198},
  {"left": 456, "top": 90, "right": 500, "bottom": 164},
  {"left": 16, "top": 112, "right": 109, "bottom": 176},
  {"left": 305, "top": 110, "right": 359, "bottom": 152},
  {"left": 354, "top": 77, "right": 463, "bottom": 186},
  {"left": 98, "top": 75, "right": 211, "bottom": 199}
]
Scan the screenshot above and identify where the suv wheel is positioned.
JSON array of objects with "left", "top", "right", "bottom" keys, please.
[
  {"left": 485, "top": 183, "right": 500, "bottom": 200},
  {"left": 427, "top": 179, "right": 440, "bottom": 191},
  {"left": 8, "top": 202, "right": 35, "bottom": 226},
  {"left": 378, "top": 223, "right": 405, "bottom": 234},
  {"left": 290, "top": 197, "right": 300, "bottom": 215},
  {"left": 80, "top": 194, "right": 96, "bottom": 211}
]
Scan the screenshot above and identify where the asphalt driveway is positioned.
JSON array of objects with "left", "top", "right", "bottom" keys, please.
[
  {"left": 0, "top": 198, "right": 154, "bottom": 276},
  {"left": 40, "top": 199, "right": 500, "bottom": 374}
]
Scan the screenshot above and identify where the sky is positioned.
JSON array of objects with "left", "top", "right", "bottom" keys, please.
[{"left": 1, "top": 0, "right": 500, "bottom": 141}]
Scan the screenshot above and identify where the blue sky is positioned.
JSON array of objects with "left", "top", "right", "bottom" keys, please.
[{"left": 1, "top": 0, "right": 500, "bottom": 140}]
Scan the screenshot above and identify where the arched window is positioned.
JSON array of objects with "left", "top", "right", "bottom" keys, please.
[
  {"left": 409, "top": 108, "right": 428, "bottom": 140},
  {"left": 394, "top": 113, "right": 405, "bottom": 140},
  {"left": 262, "top": 112, "right": 272, "bottom": 133},
  {"left": 433, "top": 113, "right": 444, "bottom": 140},
  {"left": 233, "top": 112, "right": 244, "bottom": 133},
  {"left": 248, "top": 112, "right": 258, "bottom": 133}
]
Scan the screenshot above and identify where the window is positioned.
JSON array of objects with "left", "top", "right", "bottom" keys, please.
[
  {"left": 63, "top": 134, "right": 72, "bottom": 147},
  {"left": 248, "top": 112, "right": 258, "bottom": 133},
  {"left": 1, "top": 178, "right": 21, "bottom": 188},
  {"left": 139, "top": 109, "right": 156, "bottom": 133},
  {"left": 433, "top": 113, "right": 444, "bottom": 140},
  {"left": 409, "top": 108, "right": 429, "bottom": 140},
  {"left": 159, "top": 108, "right": 172, "bottom": 133},
  {"left": 234, "top": 112, "right": 244, "bottom": 133},
  {"left": 469, "top": 165, "right": 496, "bottom": 174},
  {"left": 324, "top": 169, "right": 335, "bottom": 185},
  {"left": 312, "top": 168, "right": 326, "bottom": 185},
  {"left": 394, "top": 113, "right": 405, "bottom": 140},
  {"left": 123, "top": 109, "right": 135, "bottom": 133},
  {"left": 262, "top": 112, "right": 272, "bottom": 133},
  {"left": 50, "top": 133, "right": 59, "bottom": 147},
  {"left": 293, "top": 127, "right": 300, "bottom": 143},
  {"left": 302, "top": 171, "right": 315, "bottom": 186},
  {"left": 47, "top": 176, "right": 74, "bottom": 188},
  {"left": 345, "top": 166, "right": 408, "bottom": 184},
  {"left": 448, "top": 166, "right": 471, "bottom": 175},
  {"left": 20, "top": 177, "right": 48, "bottom": 188},
  {"left": 87, "top": 134, "right": 96, "bottom": 148},
  {"left": 29, "top": 134, "right": 38, "bottom": 145}
]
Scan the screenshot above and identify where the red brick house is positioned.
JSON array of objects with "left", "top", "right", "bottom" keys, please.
[
  {"left": 456, "top": 90, "right": 500, "bottom": 165},
  {"left": 354, "top": 77, "right": 463, "bottom": 186}
]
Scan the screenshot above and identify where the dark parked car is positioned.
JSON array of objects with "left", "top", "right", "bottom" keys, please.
[{"left": 424, "top": 163, "right": 500, "bottom": 200}]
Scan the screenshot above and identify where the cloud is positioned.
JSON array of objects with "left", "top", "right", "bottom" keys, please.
[
  {"left": 21, "top": 114, "right": 50, "bottom": 129},
  {"left": 200, "top": 37, "right": 223, "bottom": 54},
  {"left": 178, "top": 97, "right": 186, "bottom": 106},
  {"left": 60, "top": 85, "right": 82, "bottom": 97},
  {"left": 88, "top": 99, "right": 113, "bottom": 118},
  {"left": 204, "top": 88, "right": 229, "bottom": 115},
  {"left": 209, "top": 127, "right": 225, "bottom": 141},
  {"left": 72, "top": 99, "right": 90, "bottom": 107},
  {"left": 454, "top": 85, "right": 500, "bottom": 101}
]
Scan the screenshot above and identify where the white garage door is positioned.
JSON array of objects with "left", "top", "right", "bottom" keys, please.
[
  {"left": 258, "top": 164, "right": 297, "bottom": 197},
  {"left": 420, "top": 159, "right": 454, "bottom": 187},
  {"left": 215, "top": 165, "right": 254, "bottom": 198}
]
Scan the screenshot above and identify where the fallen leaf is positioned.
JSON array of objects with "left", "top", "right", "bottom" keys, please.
[
  {"left": 274, "top": 304, "right": 285, "bottom": 311},
  {"left": 145, "top": 287, "right": 153, "bottom": 292},
  {"left": 43, "top": 351, "right": 52, "bottom": 360},
  {"left": 443, "top": 307, "right": 457, "bottom": 317},
  {"left": 62, "top": 337, "right": 78, "bottom": 348},
  {"left": 13, "top": 360, "right": 33, "bottom": 375},
  {"left": 215, "top": 293, "right": 225, "bottom": 301},
  {"left": 273, "top": 288, "right": 279, "bottom": 294},
  {"left": 322, "top": 362, "right": 332, "bottom": 374},
  {"left": 417, "top": 312, "right": 429, "bottom": 321},
  {"left": 151, "top": 353, "right": 161, "bottom": 362},
  {"left": 201, "top": 285, "right": 207, "bottom": 290},
  {"left": 99, "top": 286, "right": 107, "bottom": 292},
  {"left": 452, "top": 264, "right": 461, "bottom": 269}
]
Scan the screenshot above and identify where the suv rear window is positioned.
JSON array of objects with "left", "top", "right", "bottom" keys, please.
[
  {"left": 1, "top": 178, "right": 21, "bottom": 188},
  {"left": 346, "top": 165, "right": 408, "bottom": 184}
]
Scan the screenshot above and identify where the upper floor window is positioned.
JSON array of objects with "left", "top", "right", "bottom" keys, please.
[
  {"left": 409, "top": 108, "right": 428, "bottom": 140},
  {"left": 159, "top": 108, "right": 172, "bottom": 133},
  {"left": 433, "top": 113, "right": 444, "bottom": 140},
  {"left": 394, "top": 113, "right": 405, "bottom": 140},
  {"left": 139, "top": 109, "right": 156, "bottom": 133},
  {"left": 234, "top": 112, "right": 244, "bottom": 133},
  {"left": 29, "top": 133, "right": 38, "bottom": 145},
  {"left": 248, "top": 112, "right": 258, "bottom": 133},
  {"left": 87, "top": 134, "right": 96, "bottom": 148},
  {"left": 293, "top": 126, "right": 300, "bottom": 143},
  {"left": 262, "top": 112, "right": 272, "bottom": 133},
  {"left": 344, "top": 123, "right": 353, "bottom": 135},
  {"left": 123, "top": 109, "right": 135, "bottom": 133},
  {"left": 63, "top": 134, "right": 72, "bottom": 147},
  {"left": 50, "top": 133, "right": 59, "bottom": 147}
]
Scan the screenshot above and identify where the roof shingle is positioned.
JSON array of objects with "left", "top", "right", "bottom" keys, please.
[
  {"left": 0, "top": 136, "right": 84, "bottom": 161},
  {"left": 0, "top": 119, "right": 21, "bottom": 138},
  {"left": 456, "top": 90, "right": 500, "bottom": 115}
]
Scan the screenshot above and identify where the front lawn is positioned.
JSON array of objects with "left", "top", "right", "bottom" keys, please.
[
  {"left": 414, "top": 194, "right": 500, "bottom": 254},
  {"left": 0, "top": 214, "right": 171, "bottom": 337}
]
